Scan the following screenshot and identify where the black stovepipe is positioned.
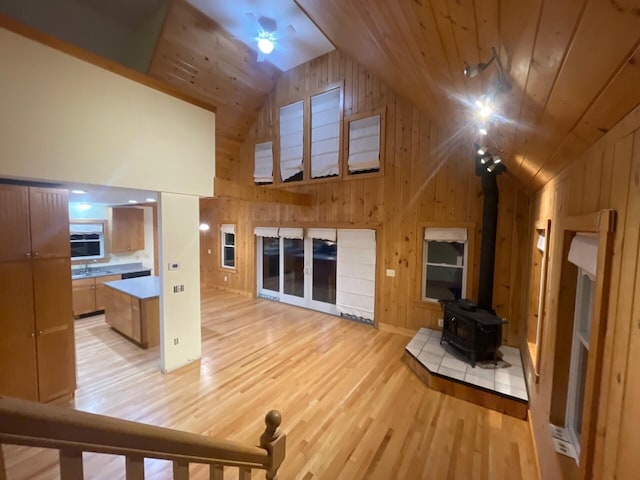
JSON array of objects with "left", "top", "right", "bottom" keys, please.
[{"left": 477, "top": 172, "right": 499, "bottom": 312}]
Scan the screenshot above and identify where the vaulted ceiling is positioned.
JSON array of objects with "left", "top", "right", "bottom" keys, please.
[
  {"left": 147, "top": 0, "right": 640, "bottom": 190},
  {"left": 3, "top": 0, "right": 639, "bottom": 191}
]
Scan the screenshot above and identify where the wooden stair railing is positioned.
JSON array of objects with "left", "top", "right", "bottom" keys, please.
[{"left": 0, "top": 396, "right": 286, "bottom": 480}]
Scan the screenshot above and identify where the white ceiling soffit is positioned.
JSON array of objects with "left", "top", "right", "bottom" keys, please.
[
  {"left": 186, "top": 0, "right": 334, "bottom": 71},
  {"left": 67, "top": 183, "right": 158, "bottom": 206}
]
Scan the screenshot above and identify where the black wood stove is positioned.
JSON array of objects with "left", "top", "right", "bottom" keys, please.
[{"left": 439, "top": 299, "right": 506, "bottom": 367}]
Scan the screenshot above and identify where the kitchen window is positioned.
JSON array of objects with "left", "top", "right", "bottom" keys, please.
[
  {"left": 70, "top": 222, "right": 105, "bottom": 260},
  {"left": 422, "top": 227, "right": 468, "bottom": 301},
  {"left": 221, "top": 224, "right": 236, "bottom": 269}
]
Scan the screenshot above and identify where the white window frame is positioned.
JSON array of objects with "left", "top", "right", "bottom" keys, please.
[
  {"left": 70, "top": 222, "right": 106, "bottom": 261},
  {"left": 221, "top": 224, "right": 236, "bottom": 269},
  {"left": 565, "top": 267, "right": 595, "bottom": 461},
  {"left": 422, "top": 228, "right": 468, "bottom": 302}
]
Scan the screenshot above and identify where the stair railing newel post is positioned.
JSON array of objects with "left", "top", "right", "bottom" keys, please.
[{"left": 259, "top": 410, "right": 286, "bottom": 480}]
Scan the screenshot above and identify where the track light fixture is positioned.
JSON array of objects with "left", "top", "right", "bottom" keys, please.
[
  {"left": 465, "top": 46, "right": 512, "bottom": 99},
  {"left": 473, "top": 143, "right": 506, "bottom": 177},
  {"left": 464, "top": 51, "right": 496, "bottom": 79}
]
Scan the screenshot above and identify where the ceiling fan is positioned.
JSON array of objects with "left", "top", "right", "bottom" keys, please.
[{"left": 244, "top": 12, "right": 295, "bottom": 62}]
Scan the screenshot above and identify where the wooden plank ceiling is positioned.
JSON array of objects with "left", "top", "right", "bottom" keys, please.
[
  {"left": 149, "top": 0, "right": 640, "bottom": 191},
  {"left": 292, "top": 0, "right": 640, "bottom": 189},
  {"left": 148, "top": 0, "right": 281, "bottom": 163}
]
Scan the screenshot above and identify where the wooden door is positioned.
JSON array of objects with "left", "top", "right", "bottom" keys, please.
[
  {"left": 32, "top": 258, "right": 75, "bottom": 402},
  {"left": 0, "top": 261, "right": 38, "bottom": 401},
  {"left": 72, "top": 278, "right": 96, "bottom": 316},
  {"left": 0, "top": 184, "right": 31, "bottom": 262},
  {"left": 29, "top": 187, "right": 70, "bottom": 259},
  {"left": 94, "top": 274, "right": 122, "bottom": 311},
  {"left": 112, "top": 207, "right": 144, "bottom": 252}
]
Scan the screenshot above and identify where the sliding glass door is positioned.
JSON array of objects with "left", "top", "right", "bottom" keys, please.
[{"left": 257, "top": 236, "right": 337, "bottom": 315}]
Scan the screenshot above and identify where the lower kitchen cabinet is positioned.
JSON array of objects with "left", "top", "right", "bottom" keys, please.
[
  {"left": 104, "top": 287, "right": 159, "bottom": 348},
  {"left": 72, "top": 274, "right": 121, "bottom": 316}
]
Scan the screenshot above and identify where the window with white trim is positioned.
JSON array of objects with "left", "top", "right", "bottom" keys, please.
[
  {"left": 311, "top": 88, "right": 340, "bottom": 178},
  {"left": 279, "top": 100, "right": 304, "bottom": 182},
  {"left": 422, "top": 227, "right": 468, "bottom": 301},
  {"left": 566, "top": 268, "right": 594, "bottom": 459},
  {"left": 564, "top": 233, "right": 598, "bottom": 460},
  {"left": 254, "top": 141, "right": 273, "bottom": 184},
  {"left": 347, "top": 114, "right": 381, "bottom": 174},
  {"left": 221, "top": 224, "right": 235, "bottom": 269}
]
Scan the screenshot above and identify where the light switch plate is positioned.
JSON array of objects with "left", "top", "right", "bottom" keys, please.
[
  {"left": 386, "top": 269, "right": 396, "bottom": 277},
  {"left": 168, "top": 263, "right": 179, "bottom": 271}
]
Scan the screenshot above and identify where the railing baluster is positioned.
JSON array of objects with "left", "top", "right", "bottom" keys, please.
[
  {"left": 59, "top": 449, "right": 84, "bottom": 480},
  {"left": 0, "top": 445, "right": 7, "bottom": 480},
  {"left": 239, "top": 467, "right": 251, "bottom": 480},
  {"left": 173, "top": 460, "right": 189, "bottom": 480},
  {"left": 126, "top": 455, "right": 145, "bottom": 480},
  {"left": 209, "top": 464, "right": 223, "bottom": 480}
]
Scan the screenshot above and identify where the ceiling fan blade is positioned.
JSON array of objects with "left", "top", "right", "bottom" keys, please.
[{"left": 245, "top": 12, "right": 258, "bottom": 24}]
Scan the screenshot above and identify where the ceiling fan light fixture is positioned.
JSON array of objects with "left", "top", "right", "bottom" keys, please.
[{"left": 258, "top": 37, "right": 274, "bottom": 54}]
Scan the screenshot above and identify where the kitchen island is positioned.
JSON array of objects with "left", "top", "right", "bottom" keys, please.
[{"left": 104, "top": 276, "right": 160, "bottom": 349}]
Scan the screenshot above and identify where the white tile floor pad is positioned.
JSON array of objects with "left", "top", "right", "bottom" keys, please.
[{"left": 405, "top": 327, "right": 529, "bottom": 402}]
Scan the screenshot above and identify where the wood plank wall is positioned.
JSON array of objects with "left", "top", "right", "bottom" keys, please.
[
  {"left": 525, "top": 103, "right": 640, "bottom": 480},
  {"left": 200, "top": 50, "right": 530, "bottom": 346}
]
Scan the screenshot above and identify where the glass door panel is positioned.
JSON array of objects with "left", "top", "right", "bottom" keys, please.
[
  {"left": 261, "top": 238, "right": 280, "bottom": 292},
  {"left": 283, "top": 239, "right": 304, "bottom": 297},
  {"left": 311, "top": 239, "right": 337, "bottom": 304}
]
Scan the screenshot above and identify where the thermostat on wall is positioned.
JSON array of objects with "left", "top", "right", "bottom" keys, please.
[{"left": 168, "top": 263, "right": 180, "bottom": 271}]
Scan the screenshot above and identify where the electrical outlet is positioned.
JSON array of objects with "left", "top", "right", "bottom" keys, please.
[
  {"left": 438, "top": 318, "right": 444, "bottom": 327},
  {"left": 173, "top": 285, "right": 185, "bottom": 293},
  {"left": 207, "top": 249, "right": 211, "bottom": 255},
  {"left": 224, "top": 275, "right": 228, "bottom": 282},
  {"left": 386, "top": 269, "right": 396, "bottom": 277},
  {"left": 173, "top": 337, "right": 179, "bottom": 345}
]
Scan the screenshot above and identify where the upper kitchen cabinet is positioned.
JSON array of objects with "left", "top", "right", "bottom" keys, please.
[
  {"left": 28, "top": 187, "right": 70, "bottom": 258},
  {"left": 111, "top": 207, "right": 144, "bottom": 253},
  {"left": 0, "top": 185, "right": 69, "bottom": 260},
  {"left": 0, "top": 185, "right": 31, "bottom": 262}
]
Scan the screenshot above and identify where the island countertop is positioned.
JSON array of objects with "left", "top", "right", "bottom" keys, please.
[{"left": 104, "top": 276, "right": 160, "bottom": 300}]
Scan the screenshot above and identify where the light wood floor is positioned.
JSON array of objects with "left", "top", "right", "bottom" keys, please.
[{"left": 2, "top": 289, "right": 539, "bottom": 479}]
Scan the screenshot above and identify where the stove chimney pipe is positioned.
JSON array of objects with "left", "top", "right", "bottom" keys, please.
[{"left": 477, "top": 171, "right": 499, "bottom": 312}]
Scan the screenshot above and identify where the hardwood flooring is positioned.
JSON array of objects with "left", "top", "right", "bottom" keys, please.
[{"left": 2, "top": 289, "right": 539, "bottom": 479}]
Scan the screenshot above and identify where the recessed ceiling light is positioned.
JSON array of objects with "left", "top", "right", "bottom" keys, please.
[
  {"left": 479, "top": 127, "right": 488, "bottom": 136},
  {"left": 199, "top": 223, "right": 210, "bottom": 231},
  {"left": 71, "top": 189, "right": 86, "bottom": 194},
  {"left": 477, "top": 146, "right": 488, "bottom": 155},
  {"left": 128, "top": 200, "right": 138, "bottom": 204},
  {"left": 146, "top": 198, "right": 156, "bottom": 203},
  {"left": 78, "top": 203, "right": 91, "bottom": 211}
]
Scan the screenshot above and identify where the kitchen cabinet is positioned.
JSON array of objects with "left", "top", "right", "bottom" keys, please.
[
  {"left": 0, "top": 184, "right": 75, "bottom": 402},
  {"left": 104, "top": 277, "right": 159, "bottom": 349},
  {"left": 72, "top": 274, "right": 121, "bottom": 316},
  {"left": 111, "top": 207, "right": 144, "bottom": 253}
]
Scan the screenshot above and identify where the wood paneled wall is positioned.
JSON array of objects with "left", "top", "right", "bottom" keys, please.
[
  {"left": 525, "top": 103, "right": 640, "bottom": 479},
  {"left": 200, "top": 50, "right": 530, "bottom": 346}
]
